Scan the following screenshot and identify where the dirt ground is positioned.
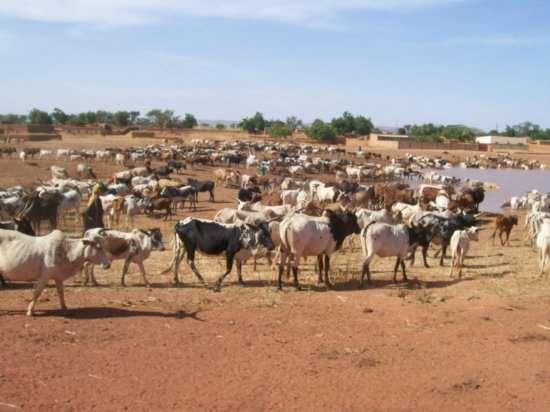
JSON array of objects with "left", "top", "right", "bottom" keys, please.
[{"left": 2, "top": 135, "right": 550, "bottom": 411}]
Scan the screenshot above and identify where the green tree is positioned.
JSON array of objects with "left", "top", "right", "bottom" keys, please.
[
  {"left": 442, "top": 126, "right": 475, "bottom": 142},
  {"left": 113, "top": 111, "right": 131, "bottom": 127},
  {"left": 51, "top": 108, "right": 68, "bottom": 124},
  {"left": 240, "top": 112, "right": 266, "bottom": 133},
  {"left": 286, "top": 116, "right": 303, "bottom": 131},
  {"left": 0, "top": 113, "right": 26, "bottom": 123},
  {"left": 182, "top": 113, "right": 198, "bottom": 128},
  {"left": 129, "top": 111, "right": 140, "bottom": 125},
  {"left": 268, "top": 120, "right": 292, "bottom": 138},
  {"left": 28, "top": 108, "right": 52, "bottom": 124},
  {"left": 305, "top": 119, "right": 336, "bottom": 141},
  {"left": 146, "top": 109, "right": 176, "bottom": 128},
  {"left": 331, "top": 111, "right": 356, "bottom": 135},
  {"left": 216, "top": 123, "right": 226, "bottom": 129},
  {"left": 354, "top": 115, "right": 374, "bottom": 136}
]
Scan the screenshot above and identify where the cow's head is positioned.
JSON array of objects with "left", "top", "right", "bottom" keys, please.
[
  {"left": 241, "top": 223, "right": 275, "bottom": 253},
  {"left": 82, "top": 235, "right": 111, "bottom": 269},
  {"left": 146, "top": 228, "right": 165, "bottom": 251},
  {"left": 466, "top": 226, "right": 480, "bottom": 241}
]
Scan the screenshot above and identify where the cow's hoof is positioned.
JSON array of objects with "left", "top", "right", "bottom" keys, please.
[
  {"left": 26, "top": 311, "right": 34, "bottom": 317},
  {"left": 212, "top": 284, "right": 222, "bottom": 292}
]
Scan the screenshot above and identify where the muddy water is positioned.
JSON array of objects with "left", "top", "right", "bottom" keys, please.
[{"left": 438, "top": 168, "right": 550, "bottom": 212}]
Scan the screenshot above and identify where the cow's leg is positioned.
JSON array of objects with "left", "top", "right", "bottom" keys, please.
[
  {"left": 54, "top": 280, "right": 67, "bottom": 312},
  {"left": 491, "top": 229, "right": 502, "bottom": 246},
  {"left": 266, "top": 251, "right": 272, "bottom": 268},
  {"left": 27, "top": 276, "right": 49, "bottom": 316},
  {"left": 173, "top": 248, "right": 184, "bottom": 285},
  {"left": 186, "top": 249, "right": 206, "bottom": 285},
  {"left": 393, "top": 258, "right": 400, "bottom": 283},
  {"left": 292, "top": 254, "right": 301, "bottom": 290},
  {"left": 213, "top": 252, "right": 235, "bottom": 292},
  {"left": 253, "top": 256, "right": 257, "bottom": 272},
  {"left": 400, "top": 259, "right": 408, "bottom": 281},
  {"left": 439, "top": 244, "right": 447, "bottom": 266},
  {"left": 121, "top": 260, "right": 131, "bottom": 286},
  {"left": 277, "top": 248, "right": 286, "bottom": 290},
  {"left": 0, "top": 274, "right": 5, "bottom": 286},
  {"left": 236, "top": 260, "right": 245, "bottom": 285},
  {"left": 449, "top": 253, "right": 455, "bottom": 277},
  {"left": 316, "top": 255, "right": 324, "bottom": 285},
  {"left": 422, "top": 245, "right": 430, "bottom": 268},
  {"left": 360, "top": 259, "right": 372, "bottom": 288},
  {"left": 409, "top": 245, "right": 417, "bottom": 266},
  {"left": 137, "top": 262, "right": 151, "bottom": 287},
  {"left": 324, "top": 255, "right": 332, "bottom": 288}
]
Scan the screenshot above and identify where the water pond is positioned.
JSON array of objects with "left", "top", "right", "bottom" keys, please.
[{"left": 439, "top": 167, "right": 550, "bottom": 212}]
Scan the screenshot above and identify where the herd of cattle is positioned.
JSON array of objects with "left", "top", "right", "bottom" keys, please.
[{"left": 0, "top": 140, "right": 548, "bottom": 316}]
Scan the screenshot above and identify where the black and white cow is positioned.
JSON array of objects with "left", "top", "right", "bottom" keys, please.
[{"left": 168, "top": 217, "right": 275, "bottom": 291}]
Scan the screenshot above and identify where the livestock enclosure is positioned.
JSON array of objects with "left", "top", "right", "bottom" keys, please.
[{"left": 1, "top": 135, "right": 550, "bottom": 411}]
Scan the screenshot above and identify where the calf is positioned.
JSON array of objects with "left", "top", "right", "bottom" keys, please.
[
  {"left": 0, "top": 229, "right": 110, "bottom": 315},
  {"left": 83, "top": 228, "right": 164, "bottom": 286},
  {"left": 490, "top": 214, "right": 518, "bottom": 246},
  {"left": 168, "top": 217, "right": 274, "bottom": 291},
  {"left": 449, "top": 227, "right": 480, "bottom": 278},
  {"left": 146, "top": 197, "right": 172, "bottom": 221}
]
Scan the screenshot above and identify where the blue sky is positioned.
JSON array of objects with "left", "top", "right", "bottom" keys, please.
[{"left": 0, "top": 0, "right": 549, "bottom": 130}]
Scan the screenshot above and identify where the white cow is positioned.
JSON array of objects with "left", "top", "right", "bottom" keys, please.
[
  {"left": 448, "top": 227, "right": 480, "bottom": 278},
  {"left": 0, "top": 229, "right": 110, "bottom": 316},
  {"left": 277, "top": 211, "right": 361, "bottom": 289},
  {"left": 51, "top": 166, "right": 69, "bottom": 180},
  {"left": 355, "top": 208, "right": 394, "bottom": 229},
  {"left": 115, "top": 153, "right": 126, "bottom": 167},
  {"left": 536, "top": 219, "right": 550, "bottom": 275},
  {"left": 83, "top": 228, "right": 164, "bottom": 286},
  {"left": 359, "top": 222, "right": 423, "bottom": 286}
]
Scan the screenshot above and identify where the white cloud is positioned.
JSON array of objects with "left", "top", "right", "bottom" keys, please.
[{"left": 0, "top": 0, "right": 462, "bottom": 27}]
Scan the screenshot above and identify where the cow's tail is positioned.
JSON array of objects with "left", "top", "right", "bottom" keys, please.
[
  {"left": 159, "top": 231, "right": 184, "bottom": 274},
  {"left": 360, "top": 221, "right": 377, "bottom": 258}
]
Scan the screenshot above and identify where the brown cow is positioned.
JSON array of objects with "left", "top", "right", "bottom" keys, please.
[
  {"left": 490, "top": 214, "right": 518, "bottom": 246},
  {"left": 146, "top": 197, "right": 172, "bottom": 221}
]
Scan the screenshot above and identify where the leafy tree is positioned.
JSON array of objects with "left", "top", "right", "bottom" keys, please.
[
  {"left": 441, "top": 126, "right": 475, "bottom": 142},
  {"left": 330, "top": 112, "right": 374, "bottom": 136},
  {"left": 397, "top": 127, "right": 407, "bottom": 135},
  {"left": 28, "top": 108, "right": 52, "bottom": 124},
  {"left": 354, "top": 115, "right": 374, "bottom": 136},
  {"left": 331, "top": 111, "right": 356, "bottom": 135},
  {"left": 0, "top": 113, "right": 27, "bottom": 123},
  {"left": 129, "top": 111, "right": 140, "bottom": 125},
  {"left": 268, "top": 120, "right": 292, "bottom": 138},
  {"left": 216, "top": 123, "right": 226, "bottom": 129},
  {"left": 286, "top": 116, "right": 303, "bottom": 131},
  {"left": 113, "top": 111, "right": 131, "bottom": 127},
  {"left": 146, "top": 109, "right": 177, "bottom": 128},
  {"left": 305, "top": 119, "right": 336, "bottom": 141},
  {"left": 51, "top": 108, "right": 69, "bottom": 124},
  {"left": 240, "top": 112, "right": 266, "bottom": 134},
  {"left": 182, "top": 113, "right": 198, "bottom": 129}
]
